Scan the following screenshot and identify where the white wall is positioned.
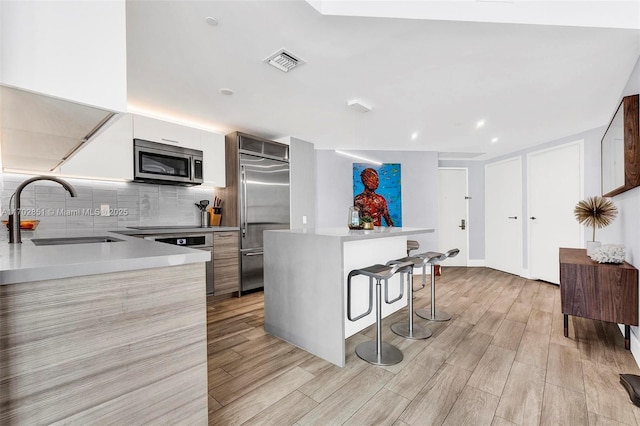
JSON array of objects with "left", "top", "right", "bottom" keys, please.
[
  {"left": 315, "top": 149, "right": 439, "bottom": 252},
  {"left": 439, "top": 123, "right": 603, "bottom": 267},
  {"left": 599, "top": 55, "right": 640, "bottom": 254},
  {"left": 485, "top": 126, "right": 605, "bottom": 270},
  {"left": 289, "top": 137, "right": 316, "bottom": 229},
  {"left": 596, "top": 55, "right": 640, "bottom": 364},
  {"left": 481, "top": 54, "right": 640, "bottom": 363}
]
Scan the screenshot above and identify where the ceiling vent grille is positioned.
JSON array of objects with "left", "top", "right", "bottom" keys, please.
[{"left": 264, "top": 48, "right": 305, "bottom": 73}]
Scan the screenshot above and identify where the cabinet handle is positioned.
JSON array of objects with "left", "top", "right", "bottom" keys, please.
[
  {"left": 241, "top": 166, "right": 247, "bottom": 238},
  {"left": 161, "top": 138, "right": 180, "bottom": 144},
  {"left": 244, "top": 251, "right": 264, "bottom": 257}
]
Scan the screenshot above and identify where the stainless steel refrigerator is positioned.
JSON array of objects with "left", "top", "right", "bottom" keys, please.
[{"left": 239, "top": 152, "right": 290, "bottom": 292}]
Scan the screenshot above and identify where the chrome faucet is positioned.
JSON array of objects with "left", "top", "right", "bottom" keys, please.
[{"left": 9, "top": 176, "right": 77, "bottom": 244}]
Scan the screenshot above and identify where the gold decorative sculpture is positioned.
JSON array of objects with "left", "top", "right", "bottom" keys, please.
[{"left": 574, "top": 196, "right": 618, "bottom": 242}]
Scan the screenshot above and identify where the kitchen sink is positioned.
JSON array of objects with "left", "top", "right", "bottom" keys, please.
[{"left": 31, "top": 236, "right": 124, "bottom": 246}]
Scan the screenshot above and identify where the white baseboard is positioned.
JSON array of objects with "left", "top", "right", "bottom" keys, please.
[
  {"left": 618, "top": 324, "right": 640, "bottom": 368},
  {"left": 520, "top": 269, "right": 533, "bottom": 279},
  {"left": 467, "top": 259, "right": 485, "bottom": 267}
]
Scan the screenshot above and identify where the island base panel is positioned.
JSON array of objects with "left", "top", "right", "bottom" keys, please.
[
  {"left": 0, "top": 263, "right": 208, "bottom": 424},
  {"left": 264, "top": 231, "right": 410, "bottom": 367}
]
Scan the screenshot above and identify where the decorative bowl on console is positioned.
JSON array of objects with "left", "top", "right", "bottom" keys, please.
[{"left": 361, "top": 216, "right": 374, "bottom": 230}]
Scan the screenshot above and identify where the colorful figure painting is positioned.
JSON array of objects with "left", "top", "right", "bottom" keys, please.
[{"left": 353, "top": 163, "right": 402, "bottom": 227}]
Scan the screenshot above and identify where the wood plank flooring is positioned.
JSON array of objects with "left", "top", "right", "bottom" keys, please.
[{"left": 206, "top": 267, "right": 640, "bottom": 425}]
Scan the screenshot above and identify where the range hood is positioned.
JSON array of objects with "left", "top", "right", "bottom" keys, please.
[{"left": 0, "top": 85, "right": 116, "bottom": 172}]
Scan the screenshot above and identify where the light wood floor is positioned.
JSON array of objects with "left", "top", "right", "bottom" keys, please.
[{"left": 206, "top": 267, "right": 640, "bottom": 426}]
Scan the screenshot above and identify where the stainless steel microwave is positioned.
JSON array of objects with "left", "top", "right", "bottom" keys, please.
[{"left": 133, "top": 139, "right": 203, "bottom": 186}]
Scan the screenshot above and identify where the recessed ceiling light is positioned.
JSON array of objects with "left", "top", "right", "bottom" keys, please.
[
  {"left": 219, "top": 88, "right": 234, "bottom": 96},
  {"left": 205, "top": 16, "right": 219, "bottom": 26},
  {"left": 491, "top": 137, "right": 499, "bottom": 143},
  {"left": 411, "top": 132, "right": 418, "bottom": 140},
  {"left": 476, "top": 119, "right": 485, "bottom": 129}
]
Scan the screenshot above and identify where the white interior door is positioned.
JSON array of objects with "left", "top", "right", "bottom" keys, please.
[
  {"left": 528, "top": 141, "right": 583, "bottom": 284},
  {"left": 438, "top": 168, "right": 468, "bottom": 266},
  {"left": 485, "top": 157, "right": 522, "bottom": 276}
]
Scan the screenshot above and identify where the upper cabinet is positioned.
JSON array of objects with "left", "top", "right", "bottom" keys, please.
[
  {"left": 132, "top": 115, "right": 201, "bottom": 150},
  {"left": 133, "top": 115, "right": 226, "bottom": 187},
  {"left": 59, "top": 113, "right": 226, "bottom": 186},
  {"left": 1, "top": 86, "right": 117, "bottom": 173},
  {"left": 59, "top": 114, "right": 134, "bottom": 181},
  {"left": 0, "top": 0, "right": 127, "bottom": 112},
  {"left": 201, "top": 130, "right": 226, "bottom": 187}
]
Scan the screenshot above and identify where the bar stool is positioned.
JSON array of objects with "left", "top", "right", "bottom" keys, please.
[
  {"left": 407, "top": 241, "right": 424, "bottom": 284},
  {"left": 416, "top": 248, "right": 459, "bottom": 322},
  {"left": 388, "top": 255, "right": 433, "bottom": 340},
  {"left": 407, "top": 240, "right": 420, "bottom": 256},
  {"left": 347, "top": 260, "right": 414, "bottom": 366},
  {"left": 417, "top": 251, "right": 442, "bottom": 288}
]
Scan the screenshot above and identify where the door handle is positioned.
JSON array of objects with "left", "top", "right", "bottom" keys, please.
[
  {"left": 458, "top": 219, "right": 466, "bottom": 230},
  {"left": 508, "top": 216, "right": 518, "bottom": 219},
  {"left": 241, "top": 165, "right": 247, "bottom": 238},
  {"left": 530, "top": 216, "right": 537, "bottom": 220}
]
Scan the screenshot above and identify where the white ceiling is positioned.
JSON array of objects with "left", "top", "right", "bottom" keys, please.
[{"left": 125, "top": 0, "right": 640, "bottom": 160}]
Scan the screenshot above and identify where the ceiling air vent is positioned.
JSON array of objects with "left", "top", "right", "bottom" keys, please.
[{"left": 264, "top": 48, "right": 305, "bottom": 73}]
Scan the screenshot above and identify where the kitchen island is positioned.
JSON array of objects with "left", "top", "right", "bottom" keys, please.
[
  {"left": 264, "top": 226, "right": 434, "bottom": 367},
  {"left": 0, "top": 230, "right": 210, "bottom": 424}
]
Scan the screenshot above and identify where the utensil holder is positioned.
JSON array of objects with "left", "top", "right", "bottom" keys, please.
[{"left": 210, "top": 213, "right": 222, "bottom": 226}]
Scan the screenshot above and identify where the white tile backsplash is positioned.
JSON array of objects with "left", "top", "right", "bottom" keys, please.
[{"left": 1, "top": 174, "right": 216, "bottom": 232}]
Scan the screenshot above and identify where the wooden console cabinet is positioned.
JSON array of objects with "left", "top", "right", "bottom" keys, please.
[{"left": 559, "top": 248, "right": 638, "bottom": 349}]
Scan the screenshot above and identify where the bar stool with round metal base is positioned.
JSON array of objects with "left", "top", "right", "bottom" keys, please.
[
  {"left": 416, "top": 248, "right": 460, "bottom": 322},
  {"left": 406, "top": 240, "right": 422, "bottom": 301},
  {"left": 415, "top": 251, "right": 444, "bottom": 289},
  {"left": 347, "top": 260, "right": 413, "bottom": 366},
  {"left": 387, "top": 255, "right": 433, "bottom": 340},
  {"left": 407, "top": 240, "right": 420, "bottom": 256}
]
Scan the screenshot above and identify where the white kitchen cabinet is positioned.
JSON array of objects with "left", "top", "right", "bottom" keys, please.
[
  {"left": 132, "top": 115, "right": 201, "bottom": 150},
  {"left": 201, "top": 130, "right": 226, "bottom": 187},
  {"left": 59, "top": 114, "right": 133, "bottom": 180},
  {"left": 59, "top": 112, "right": 225, "bottom": 185},
  {"left": 0, "top": 0, "right": 127, "bottom": 112}
]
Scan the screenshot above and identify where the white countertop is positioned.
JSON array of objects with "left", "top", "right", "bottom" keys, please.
[
  {"left": 266, "top": 226, "right": 434, "bottom": 242},
  {"left": 115, "top": 226, "right": 239, "bottom": 236},
  {"left": 0, "top": 228, "right": 211, "bottom": 285}
]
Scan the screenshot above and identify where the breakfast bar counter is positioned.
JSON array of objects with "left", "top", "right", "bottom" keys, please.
[{"left": 264, "top": 226, "right": 434, "bottom": 367}]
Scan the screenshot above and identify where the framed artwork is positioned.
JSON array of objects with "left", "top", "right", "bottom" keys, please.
[{"left": 353, "top": 163, "right": 402, "bottom": 227}]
